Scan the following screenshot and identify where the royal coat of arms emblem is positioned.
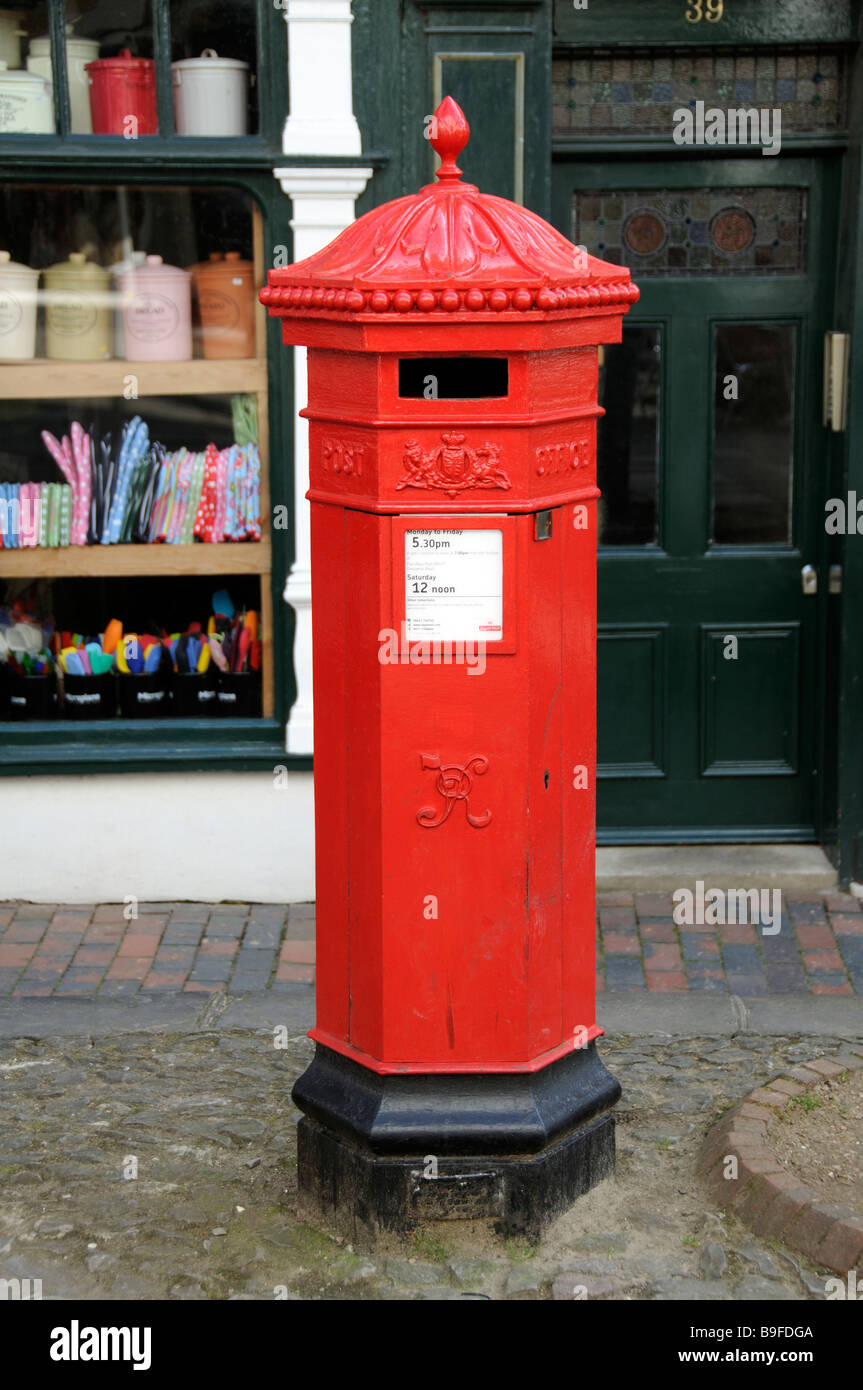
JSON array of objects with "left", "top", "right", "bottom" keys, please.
[{"left": 396, "top": 432, "right": 512, "bottom": 498}]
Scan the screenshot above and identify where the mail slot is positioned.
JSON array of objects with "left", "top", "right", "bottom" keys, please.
[{"left": 262, "top": 96, "right": 639, "bottom": 1240}]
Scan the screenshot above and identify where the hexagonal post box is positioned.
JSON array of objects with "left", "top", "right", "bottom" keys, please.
[{"left": 262, "top": 97, "right": 639, "bottom": 1240}]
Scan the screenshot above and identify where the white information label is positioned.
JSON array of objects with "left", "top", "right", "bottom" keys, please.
[{"left": 404, "top": 528, "right": 503, "bottom": 643}]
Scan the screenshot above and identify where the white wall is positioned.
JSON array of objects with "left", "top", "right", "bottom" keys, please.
[{"left": 0, "top": 771, "right": 315, "bottom": 903}]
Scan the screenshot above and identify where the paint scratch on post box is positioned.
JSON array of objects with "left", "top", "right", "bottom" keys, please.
[
  {"left": 446, "top": 977, "right": 455, "bottom": 1050},
  {"left": 543, "top": 682, "right": 562, "bottom": 749}
]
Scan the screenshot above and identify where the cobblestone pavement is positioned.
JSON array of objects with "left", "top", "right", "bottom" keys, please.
[
  {"left": 0, "top": 1006, "right": 859, "bottom": 1301},
  {"left": 1, "top": 889, "right": 861, "bottom": 997}
]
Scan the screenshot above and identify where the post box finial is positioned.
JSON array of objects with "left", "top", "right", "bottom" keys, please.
[
  {"left": 262, "top": 93, "right": 640, "bottom": 327},
  {"left": 430, "top": 96, "right": 469, "bottom": 184}
]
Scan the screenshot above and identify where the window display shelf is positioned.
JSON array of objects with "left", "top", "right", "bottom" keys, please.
[
  {"left": 0, "top": 358, "right": 268, "bottom": 401},
  {"left": 0, "top": 539, "right": 271, "bottom": 578}
]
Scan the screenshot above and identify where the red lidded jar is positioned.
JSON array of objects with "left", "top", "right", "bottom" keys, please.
[{"left": 85, "top": 49, "right": 157, "bottom": 136}]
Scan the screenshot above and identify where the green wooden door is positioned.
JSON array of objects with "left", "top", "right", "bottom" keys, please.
[{"left": 552, "top": 156, "right": 838, "bottom": 842}]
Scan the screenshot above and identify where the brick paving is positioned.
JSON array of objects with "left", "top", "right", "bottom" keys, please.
[
  {"left": 0, "top": 890, "right": 861, "bottom": 996},
  {"left": 0, "top": 901, "right": 315, "bottom": 998},
  {"left": 700, "top": 1047, "right": 863, "bottom": 1274},
  {"left": 596, "top": 890, "right": 863, "bottom": 996}
]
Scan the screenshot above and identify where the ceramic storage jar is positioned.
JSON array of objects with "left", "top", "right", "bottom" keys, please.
[
  {"left": 172, "top": 50, "right": 249, "bottom": 136},
  {"left": 0, "top": 250, "right": 38, "bottom": 360},
  {"left": 27, "top": 29, "right": 100, "bottom": 134},
  {"left": 0, "top": 60, "right": 52, "bottom": 132},
  {"left": 43, "top": 252, "right": 111, "bottom": 361},
  {"left": 193, "top": 250, "right": 256, "bottom": 358},
  {"left": 117, "top": 254, "right": 192, "bottom": 361}
]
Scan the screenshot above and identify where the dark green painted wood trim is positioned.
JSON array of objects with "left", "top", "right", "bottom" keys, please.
[
  {"left": 0, "top": 730, "right": 313, "bottom": 777},
  {"left": 803, "top": 154, "right": 843, "bottom": 866},
  {"left": 552, "top": 137, "right": 851, "bottom": 156},
  {"left": 833, "top": 31, "right": 863, "bottom": 883},
  {"left": 352, "top": 0, "right": 407, "bottom": 212},
  {"left": 423, "top": 1, "right": 545, "bottom": 8},
  {"left": 555, "top": 151, "right": 840, "bottom": 191},
  {"left": 352, "top": 0, "right": 552, "bottom": 217},
  {"left": 153, "top": 0, "right": 175, "bottom": 137},
  {"left": 0, "top": 145, "right": 383, "bottom": 172},
  {"left": 259, "top": 0, "right": 288, "bottom": 147},
  {"left": 0, "top": 720, "right": 279, "bottom": 748},
  {"left": 552, "top": 0, "right": 856, "bottom": 47},
  {"left": 598, "top": 827, "right": 818, "bottom": 845},
  {"left": 50, "top": 0, "right": 71, "bottom": 138}
]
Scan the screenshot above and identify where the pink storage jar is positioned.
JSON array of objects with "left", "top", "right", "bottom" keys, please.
[{"left": 117, "top": 253, "right": 192, "bottom": 361}]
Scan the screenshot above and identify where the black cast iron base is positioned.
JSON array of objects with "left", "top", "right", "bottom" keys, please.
[{"left": 291, "top": 1041, "right": 620, "bottom": 1241}]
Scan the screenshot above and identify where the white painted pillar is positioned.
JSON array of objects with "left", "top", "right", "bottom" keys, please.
[
  {"left": 276, "top": 0, "right": 372, "bottom": 754},
  {"left": 281, "top": 0, "right": 363, "bottom": 158}
]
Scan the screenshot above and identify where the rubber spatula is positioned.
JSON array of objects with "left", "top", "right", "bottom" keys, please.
[
  {"left": 233, "top": 627, "right": 252, "bottom": 672},
  {"left": 208, "top": 635, "right": 228, "bottom": 672},
  {"left": 103, "top": 618, "right": 122, "bottom": 655},
  {"left": 212, "top": 588, "right": 234, "bottom": 620}
]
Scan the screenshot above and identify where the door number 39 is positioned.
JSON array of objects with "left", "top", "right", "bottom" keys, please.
[{"left": 685, "top": 0, "right": 723, "bottom": 21}]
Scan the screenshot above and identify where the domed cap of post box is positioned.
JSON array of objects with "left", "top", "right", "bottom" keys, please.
[{"left": 261, "top": 96, "right": 638, "bottom": 344}]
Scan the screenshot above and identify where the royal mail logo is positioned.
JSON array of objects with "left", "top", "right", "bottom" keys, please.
[{"left": 397, "top": 433, "right": 511, "bottom": 497}]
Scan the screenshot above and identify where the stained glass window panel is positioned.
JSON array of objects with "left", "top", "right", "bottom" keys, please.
[
  {"left": 573, "top": 187, "right": 806, "bottom": 277},
  {"left": 553, "top": 47, "right": 845, "bottom": 137}
]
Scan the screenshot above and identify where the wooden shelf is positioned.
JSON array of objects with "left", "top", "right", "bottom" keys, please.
[
  {"left": 0, "top": 540, "right": 271, "bottom": 578},
  {"left": 0, "top": 357, "right": 268, "bottom": 400}
]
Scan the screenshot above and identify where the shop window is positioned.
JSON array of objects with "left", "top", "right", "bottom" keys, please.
[
  {"left": 0, "top": 0, "right": 259, "bottom": 138},
  {"left": 0, "top": 182, "right": 274, "bottom": 724}
]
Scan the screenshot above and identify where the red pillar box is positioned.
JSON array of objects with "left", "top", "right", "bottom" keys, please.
[{"left": 262, "top": 98, "right": 639, "bottom": 1239}]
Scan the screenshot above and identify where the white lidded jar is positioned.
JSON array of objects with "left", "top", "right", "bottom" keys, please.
[
  {"left": 0, "top": 59, "right": 53, "bottom": 132},
  {"left": 27, "top": 28, "right": 100, "bottom": 134},
  {"left": 0, "top": 250, "right": 38, "bottom": 359},
  {"left": 117, "top": 254, "right": 192, "bottom": 361},
  {"left": 172, "top": 49, "right": 249, "bottom": 136},
  {"left": 43, "top": 251, "right": 112, "bottom": 360}
]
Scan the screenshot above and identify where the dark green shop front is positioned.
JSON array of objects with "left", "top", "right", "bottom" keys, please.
[
  {"left": 4, "top": 0, "right": 863, "bottom": 888},
  {"left": 351, "top": 0, "right": 863, "bottom": 880}
]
